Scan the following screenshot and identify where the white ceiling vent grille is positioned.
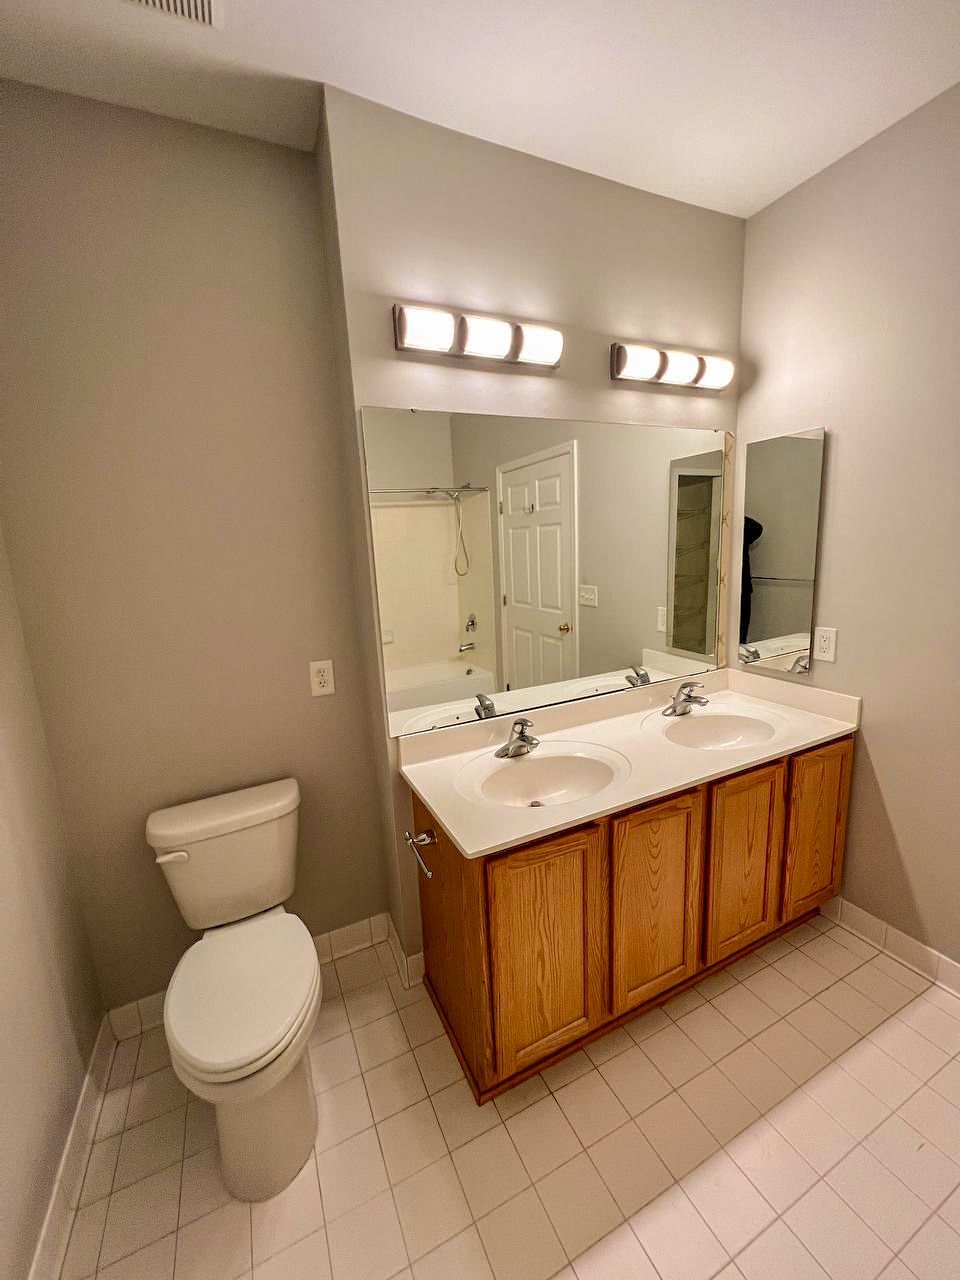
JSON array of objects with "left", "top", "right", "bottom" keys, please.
[{"left": 125, "top": 0, "right": 220, "bottom": 27}]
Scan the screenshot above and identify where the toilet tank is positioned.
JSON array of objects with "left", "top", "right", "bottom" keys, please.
[{"left": 146, "top": 779, "right": 300, "bottom": 930}]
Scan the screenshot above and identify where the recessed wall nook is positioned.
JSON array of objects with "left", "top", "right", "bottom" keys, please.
[{"left": 1, "top": 15, "right": 958, "bottom": 1280}]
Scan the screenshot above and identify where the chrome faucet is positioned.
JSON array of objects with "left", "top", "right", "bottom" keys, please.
[
  {"left": 662, "top": 681, "right": 709, "bottom": 717},
  {"left": 739, "top": 644, "right": 761, "bottom": 663},
  {"left": 495, "top": 718, "right": 540, "bottom": 758},
  {"left": 789, "top": 652, "right": 810, "bottom": 673},
  {"left": 626, "top": 665, "right": 651, "bottom": 687},
  {"left": 458, "top": 641, "right": 476, "bottom": 653},
  {"left": 475, "top": 693, "right": 497, "bottom": 719}
]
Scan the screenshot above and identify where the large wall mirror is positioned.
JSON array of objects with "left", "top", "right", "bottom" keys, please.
[
  {"left": 738, "top": 428, "right": 825, "bottom": 676},
  {"left": 362, "top": 408, "right": 731, "bottom": 734}
]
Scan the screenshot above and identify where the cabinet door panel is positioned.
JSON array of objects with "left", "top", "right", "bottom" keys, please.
[
  {"left": 611, "top": 789, "right": 706, "bottom": 1014},
  {"left": 782, "top": 738, "right": 854, "bottom": 921},
  {"left": 706, "top": 762, "right": 786, "bottom": 964},
  {"left": 487, "top": 825, "right": 607, "bottom": 1077}
]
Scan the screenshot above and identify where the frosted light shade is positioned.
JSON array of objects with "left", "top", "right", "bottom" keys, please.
[
  {"left": 659, "top": 349, "right": 702, "bottom": 385},
  {"left": 395, "top": 305, "right": 456, "bottom": 352},
  {"left": 698, "top": 355, "right": 735, "bottom": 389},
  {"left": 614, "top": 343, "right": 663, "bottom": 381},
  {"left": 516, "top": 323, "right": 564, "bottom": 366},
  {"left": 461, "top": 314, "right": 513, "bottom": 359}
]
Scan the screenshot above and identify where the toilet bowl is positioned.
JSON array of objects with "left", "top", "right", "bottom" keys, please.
[
  {"left": 165, "top": 907, "right": 321, "bottom": 1200},
  {"left": 147, "top": 778, "right": 321, "bottom": 1201}
]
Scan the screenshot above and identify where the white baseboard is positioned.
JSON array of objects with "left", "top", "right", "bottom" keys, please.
[
  {"left": 29, "top": 1017, "right": 116, "bottom": 1280},
  {"left": 385, "top": 915, "right": 424, "bottom": 989},
  {"left": 823, "top": 895, "right": 960, "bottom": 993}
]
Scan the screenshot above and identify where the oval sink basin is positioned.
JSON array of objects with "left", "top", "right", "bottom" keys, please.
[
  {"left": 664, "top": 713, "right": 776, "bottom": 751},
  {"left": 456, "top": 741, "right": 631, "bottom": 809}
]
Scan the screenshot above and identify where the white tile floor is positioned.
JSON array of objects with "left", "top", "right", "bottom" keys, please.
[{"left": 60, "top": 917, "right": 960, "bottom": 1280}]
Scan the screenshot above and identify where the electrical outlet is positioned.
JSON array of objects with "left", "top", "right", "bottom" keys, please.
[
  {"left": 579, "top": 584, "right": 598, "bottom": 607},
  {"left": 657, "top": 606, "right": 667, "bottom": 633},
  {"left": 309, "top": 659, "right": 336, "bottom": 696},
  {"left": 814, "top": 627, "right": 837, "bottom": 662}
]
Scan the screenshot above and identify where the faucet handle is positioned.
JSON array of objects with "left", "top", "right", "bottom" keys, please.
[
  {"left": 679, "top": 681, "right": 704, "bottom": 693},
  {"left": 513, "top": 717, "right": 534, "bottom": 732}
]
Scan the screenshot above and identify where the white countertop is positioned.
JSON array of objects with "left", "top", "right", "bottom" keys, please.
[{"left": 399, "top": 670, "right": 860, "bottom": 859}]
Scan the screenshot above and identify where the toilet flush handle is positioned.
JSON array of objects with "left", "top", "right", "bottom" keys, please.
[{"left": 155, "top": 850, "right": 189, "bottom": 865}]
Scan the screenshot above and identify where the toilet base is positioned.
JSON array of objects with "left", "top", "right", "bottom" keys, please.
[{"left": 215, "top": 1052, "right": 318, "bottom": 1201}]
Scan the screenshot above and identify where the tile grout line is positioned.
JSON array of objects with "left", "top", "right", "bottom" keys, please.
[
  {"left": 69, "top": 929, "right": 960, "bottom": 1279},
  {"left": 730, "top": 1063, "right": 958, "bottom": 1276}
]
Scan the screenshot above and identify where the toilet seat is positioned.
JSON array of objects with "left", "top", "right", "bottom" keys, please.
[{"left": 165, "top": 909, "right": 320, "bottom": 1083}]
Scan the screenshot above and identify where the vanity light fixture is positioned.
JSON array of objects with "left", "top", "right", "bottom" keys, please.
[
  {"left": 610, "top": 341, "right": 736, "bottom": 390},
  {"left": 460, "top": 314, "right": 514, "bottom": 360},
  {"left": 516, "top": 323, "right": 564, "bottom": 367},
  {"left": 393, "top": 304, "right": 456, "bottom": 353},
  {"left": 659, "top": 349, "right": 702, "bottom": 386},
  {"left": 611, "top": 343, "right": 662, "bottom": 382},
  {"left": 394, "top": 303, "right": 563, "bottom": 367},
  {"left": 698, "top": 355, "right": 736, "bottom": 390}
]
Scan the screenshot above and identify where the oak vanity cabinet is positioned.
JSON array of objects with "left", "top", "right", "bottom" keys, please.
[
  {"left": 410, "top": 735, "right": 854, "bottom": 1102},
  {"left": 782, "top": 737, "right": 854, "bottom": 921},
  {"left": 487, "top": 823, "right": 609, "bottom": 1076},
  {"left": 411, "top": 794, "right": 497, "bottom": 1088},
  {"left": 610, "top": 789, "right": 706, "bottom": 1015},
  {"left": 705, "top": 762, "right": 786, "bottom": 965}
]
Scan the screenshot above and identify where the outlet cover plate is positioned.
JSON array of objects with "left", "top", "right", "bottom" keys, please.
[
  {"left": 309, "top": 659, "right": 336, "bottom": 696},
  {"left": 814, "top": 627, "right": 837, "bottom": 662},
  {"left": 657, "top": 606, "right": 667, "bottom": 633}
]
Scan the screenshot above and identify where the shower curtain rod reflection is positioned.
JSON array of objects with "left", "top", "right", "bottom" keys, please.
[{"left": 369, "top": 485, "right": 489, "bottom": 495}]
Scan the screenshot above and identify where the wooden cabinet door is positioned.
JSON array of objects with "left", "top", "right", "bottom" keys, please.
[
  {"left": 486, "top": 824, "right": 608, "bottom": 1078},
  {"left": 706, "top": 762, "right": 787, "bottom": 964},
  {"left": 611, "top": 789, "right": 706, "bottom": 1015},
  {"left": 782, "top": 738, "right": 854, "bottom": 922}
]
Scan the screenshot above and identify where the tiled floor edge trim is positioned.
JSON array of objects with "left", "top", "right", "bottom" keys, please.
[
  {"left": 28, "top": 1015, "right": 116, "bottom": 1280},
  {"left": 828, "top": 894, "right": 960, "bottom": 994}
]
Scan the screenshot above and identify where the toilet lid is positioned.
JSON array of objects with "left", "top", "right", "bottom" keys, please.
[{"left": 165, "top": 911, "right": 319, "bottom": 1077}]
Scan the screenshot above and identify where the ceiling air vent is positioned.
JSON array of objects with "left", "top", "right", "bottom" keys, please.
[{"left": 125, "top": 0, "right": 220, "bottom": 27}]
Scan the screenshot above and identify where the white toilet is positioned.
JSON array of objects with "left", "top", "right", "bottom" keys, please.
[{"left": 146, "top": 778, "right": 321, "bottom": 1201}]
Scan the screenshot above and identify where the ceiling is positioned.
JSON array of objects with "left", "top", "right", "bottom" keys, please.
[{"left": 2, "top": 0, "right": 958, "bottom": 216}]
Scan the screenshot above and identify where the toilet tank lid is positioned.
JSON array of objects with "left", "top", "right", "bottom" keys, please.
[{"left": 146, "top": 778, "right": 300, "bottom": 849}]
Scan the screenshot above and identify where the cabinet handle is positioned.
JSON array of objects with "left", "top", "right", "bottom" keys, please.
[{"left": 404, "top": 829, "right": 436, "bottom": 879}]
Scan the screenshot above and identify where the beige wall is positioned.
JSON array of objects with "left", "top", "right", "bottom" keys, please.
[
  {"left": 0, "top": 524, "right": 101, "bottom": 1279},
  {"left": 1, "top": 81, "right": 389, "bottom": 1007},
  {"left": 322, "top": 87, "right": 745, "bottom": 948},
  {"left": 736, "top": 85, "right": 960, "bottom": 960},
  {"left": 325, "top": 88, "right": 744, "bottom": 433},
  {"left": 361, "top": 408, "right": 454, "bottom": 490}
]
